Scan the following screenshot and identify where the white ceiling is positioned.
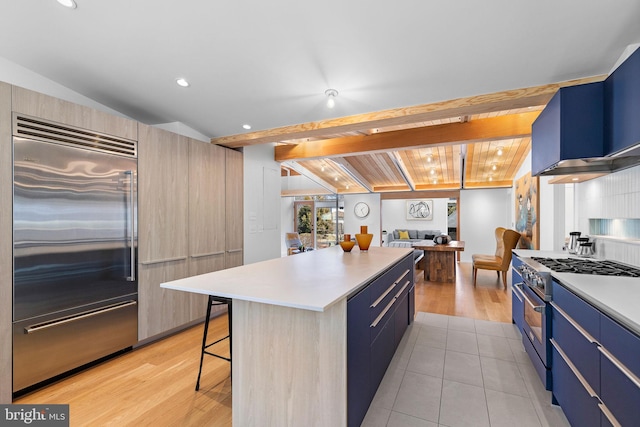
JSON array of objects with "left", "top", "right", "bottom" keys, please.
[{"left": 1, "top": 1, "right": 639, "bottom": 140}]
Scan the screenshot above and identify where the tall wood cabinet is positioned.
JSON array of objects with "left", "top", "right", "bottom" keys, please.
[
  {"left": 225, "top": 149, "right": 244, "bottom": 268},
  {"left": 138, "top": 125, "right": 244, "bottom": 341},
  {"left": 137, "top": 124, "right": 192, "bottom": 340}
]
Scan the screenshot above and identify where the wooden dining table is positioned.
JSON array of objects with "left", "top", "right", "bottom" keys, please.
[{"left": 412, "top": 240, "right": 465, "bottom": 282}]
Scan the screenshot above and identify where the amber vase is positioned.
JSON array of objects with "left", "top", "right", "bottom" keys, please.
[
  {"left": 340, "top": 234, "right": 355, "bottom": 252},
  {"left": 355, "top": 226, "right": 373, "bottom": 252}
]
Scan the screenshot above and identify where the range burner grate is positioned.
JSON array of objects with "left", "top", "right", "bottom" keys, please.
[{"left": 532, "top": 257, "right": 640, "bottom": 277}]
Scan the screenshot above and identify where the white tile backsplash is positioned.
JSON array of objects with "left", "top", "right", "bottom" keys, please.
[{"left": 576, "top": 164, "right": 640, "bottom": 266}]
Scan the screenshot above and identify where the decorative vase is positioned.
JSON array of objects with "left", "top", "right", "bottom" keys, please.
[
  {"left": 340, "top": 241, "right": 355, "bottom": 252},
  {"left": 356, "top": 227, "right": 373, "bottom": 252}
]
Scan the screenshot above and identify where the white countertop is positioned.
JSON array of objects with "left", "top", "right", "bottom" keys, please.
[
  {"left": 161, "top": 246, "right": 414, "bottom": 312},
  {"left": 513, "top": 249, "right": 640, "bottom": 336}
]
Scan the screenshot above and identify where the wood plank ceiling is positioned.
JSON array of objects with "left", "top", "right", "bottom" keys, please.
[{"left": 212, "top": 76, "right": 605, "bottom": 196}]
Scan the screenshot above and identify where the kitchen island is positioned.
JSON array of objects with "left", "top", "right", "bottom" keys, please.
[{"left": 161, "top": 246, "right": 415, "bottom": 427}]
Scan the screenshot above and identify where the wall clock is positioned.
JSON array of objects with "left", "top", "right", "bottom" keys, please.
[{"left": 354, "top": 202, "right": 370, "bottom": 218}]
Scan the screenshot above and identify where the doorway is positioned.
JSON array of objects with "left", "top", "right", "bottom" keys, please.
[{"left": 293, "top": 196, "right": 344, "bottom": 250}]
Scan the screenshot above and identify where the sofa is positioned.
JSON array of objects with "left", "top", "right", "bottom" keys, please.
[
  {"left": 387, "top": 229, "right": 442, "bottom": 244},
  {"left": 386, "top": 229, "right": 442, "bottom": 265}
]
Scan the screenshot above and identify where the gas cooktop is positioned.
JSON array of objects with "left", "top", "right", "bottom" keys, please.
[{"left": 531, "top": 257, "right": 640, "bottom": 277}]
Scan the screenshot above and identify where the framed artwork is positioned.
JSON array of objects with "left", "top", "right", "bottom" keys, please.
[
  {"left": 515, "top": 172, "right": 540, "bottom": 249},
  {"left": 406, "top": 199, "right": 433, "bottom": 220}
]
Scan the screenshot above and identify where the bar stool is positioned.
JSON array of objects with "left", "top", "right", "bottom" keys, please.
[{"left": 195, "top": 295, "right": 232, "bottom": 391}]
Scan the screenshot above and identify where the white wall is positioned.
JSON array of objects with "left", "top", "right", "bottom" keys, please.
[
  {"left": 0, "top": 57, "right": 129, "bottom": 118},
  {"left": 459, "top": 188, "right": 511, "bottom": 262},
  {"left": 381, "top": 198, "right": 449, "bottom": 240},
  {"left": 344, "top": 193, "right": 382, "bottom": 246},
  {"left": 575, "top": 164, "right": 640, "bottom": 266},
  {"left": 243, "top": 144, "right": 282, "bottom": 264}
]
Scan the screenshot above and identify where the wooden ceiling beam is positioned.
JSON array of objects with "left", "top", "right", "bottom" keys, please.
[
  {"left": 274, "top": 111, "right": 540, "bottom": 162},
  {"left": 212, "top": 76, "right": 604, "bottom": 148}
]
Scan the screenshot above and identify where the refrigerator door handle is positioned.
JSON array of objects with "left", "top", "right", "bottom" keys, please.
[
  {"left": 125, "top": 170, "right": 136, "bottom": 281},
  {"left": 24, "top": 300, "right": 138, "bottom": 334}
]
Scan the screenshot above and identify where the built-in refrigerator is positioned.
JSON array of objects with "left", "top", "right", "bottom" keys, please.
[{"left": 12, "top": 114, "right": 138, "bottom": 393}]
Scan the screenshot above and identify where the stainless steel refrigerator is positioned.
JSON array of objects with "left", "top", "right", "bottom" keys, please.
[{"left": 12, "top": 115, "right": 138, "bottom": 392}]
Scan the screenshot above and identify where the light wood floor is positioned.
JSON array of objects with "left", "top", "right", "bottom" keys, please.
[{"left": 14, "top": 261, "right": 512, "bottom": 426}]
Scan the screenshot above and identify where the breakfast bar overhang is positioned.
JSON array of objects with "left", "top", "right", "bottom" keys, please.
[{"left": 161, "top": 246, "right": 415, "bottom": 427}]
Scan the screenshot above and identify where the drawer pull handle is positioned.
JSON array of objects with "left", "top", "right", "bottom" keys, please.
[
  {"left": 512, "top": 282, "right": 524, "bottom": 302},
  {"left": 550, "top": 302, "right": 599, "bottom": 345},
  {"left": 141, "top": 256, "right": 187, "bottom": 265},
  {"left": 394, "top": 269, "right": 410, "bottom": 285},
  {"left": 550, "top": 338, "right": 600, "bottom": 399},
  {"left": 371, "top": 283, "right": 397, "bottom": 308},
  {"left": 25, "top": 301, "right": 137, "bottom": 334},
  {"left": 597, "top": 345, "right": 640, "bottom": 390},
  {"left": 598, "top": 403, "right": 622, "bottom": 427},
  {"left": 227, "top": 248, "right": 243, "bottom": 253},
  {"left": 371, "top": 298, "right": 396, "bottom": 328},
  {"left": 394, "top": 281, "right": 410, "bottom": 299},
  {"left": 190, "top": 251, "right": 225, "bottom": 258}
]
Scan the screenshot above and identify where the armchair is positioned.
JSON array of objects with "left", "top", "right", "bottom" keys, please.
[{"left": 472, "top": 227, "right": 521, "bottom": 288}]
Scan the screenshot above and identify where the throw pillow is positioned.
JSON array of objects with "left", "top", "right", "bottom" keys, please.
[
  {"left": 398, "top": 230, "right": 410, "bottom": 240},
  {"left": 425, "top": 234, "right": 435, "bottom": 240}
]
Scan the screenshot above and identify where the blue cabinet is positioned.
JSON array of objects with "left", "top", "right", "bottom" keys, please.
[
  {"left": 551, "top": 339, "right": 600, "bottom": 427},
  {"left": 599, "top": 314, "right": 640, "bottom": 427},
  {"left": 347, "top": 254, "right": 414, "bottom": 427},
  {"left": 531, "top": 82, "right": 604, "bottom": 176},
  {"left": 604, "top": 47, "right": 640, "bottom": 155},
  {"left": 550, "top": 281, "right": 638, "bottom": 426}
]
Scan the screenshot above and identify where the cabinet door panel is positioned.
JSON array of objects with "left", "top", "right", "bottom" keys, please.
[
  {"left": 189, "top": 141, "right": 226, "bottom": 275},
  {"left": 138, "top": 124, "right": 188, "bottom": 263},
  {"left": 599, "top": 314, "right": 640, "bottom": 427},
  {"left": 551, "top": 305, "right": 600, "bottom": 394},
  {"left": 138, "top": 260, "right": 190, "bottom": 340},
  {"left": 347, "top": 287, "right": 370, "bottom": 427},
  {"left": 225, "top": 149, "right": 243, "bottom": 268},
  {"left": 551, "top": 341, "right": 600, "bottom": 427}
]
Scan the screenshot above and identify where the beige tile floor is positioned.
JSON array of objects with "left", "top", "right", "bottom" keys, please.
[{"left": 361, "top": 312, "right": 571, "bottom": 427}]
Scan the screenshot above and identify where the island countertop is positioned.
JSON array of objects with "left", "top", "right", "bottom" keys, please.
[{"left": 160, "top": 246, "right": 414, "bottom": 312}]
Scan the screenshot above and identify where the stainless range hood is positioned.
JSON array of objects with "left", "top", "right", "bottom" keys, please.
[{"left": 537, "top": 142, "right": 640, "bottom": 176}]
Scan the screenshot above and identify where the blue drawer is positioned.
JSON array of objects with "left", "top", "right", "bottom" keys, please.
[
  {"left": 552, "top": 281, "right": 600, "bottom": 340},
  {"left": 551, "top": 304, "right": 600, "bottom": 394},
  {"left": 551, "top": 340, "right": 600, "bottom": 427}
]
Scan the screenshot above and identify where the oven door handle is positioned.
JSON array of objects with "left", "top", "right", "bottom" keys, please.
[
  {"left": 512, "top": 282, "right": 525, "bottom": 302},
  {"left": 521, "top": 287, "right": 544, "bottom": 312}
]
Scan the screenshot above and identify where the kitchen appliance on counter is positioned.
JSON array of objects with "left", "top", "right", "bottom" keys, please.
[
  {"left": 567, "top": 231, "right": 581, "bottom": 254},
  {"left": 12, "top": 114, "right": 138, "bottom": 393},
  {"left": 513, "top": 254, "right": 640, "bottom": 390}
]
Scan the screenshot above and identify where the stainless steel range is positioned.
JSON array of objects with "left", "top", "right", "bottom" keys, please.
[{"left": 512, "top": 254, "right": 640, "bottom": 391}]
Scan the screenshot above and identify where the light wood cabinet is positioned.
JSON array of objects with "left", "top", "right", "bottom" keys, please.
[
  {"left": 225, "top": 149, "right": 244, "bottom": 268},
  {"left": 138, "top": 127, "right": 244, "bottom": 340},
  {"left": 0, "top": 82, "right": 12, "bottom": 403},
  {"left": 11, "top": 86, "right": 137, "bottom": 141},
  {"left": 137, "top": 124, "right": 191, "bottom": 340}
]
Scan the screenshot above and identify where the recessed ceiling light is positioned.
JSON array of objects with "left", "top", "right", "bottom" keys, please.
[
  {"left": 176, "top": 78, "right": 190, "bottom": 87},
  {"left": 57, "top": 0, "right": 77, "bottom": 9},
  {"left": 492, "top": 163, "right": 497, "bottom": 171},
  {"left": 497, "top": 146, "right": 503, "bottom": 156},
  {"left": 334, "top": 177, "right": 338, "bottom": 182},
  {"left": 242, "top": 124, "right": 251, "bottom": 130},
  {"left": 572, "top": 177, "right": 580, "bottom": 181}
]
